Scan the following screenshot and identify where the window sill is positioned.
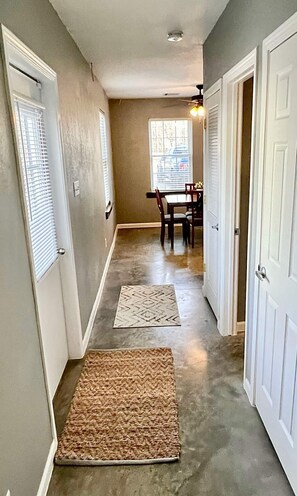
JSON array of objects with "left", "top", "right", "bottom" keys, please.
[{"left": 105, "top": 202, "right": 113, "bottom": 220}]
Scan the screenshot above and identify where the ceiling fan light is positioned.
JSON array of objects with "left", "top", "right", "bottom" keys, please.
[
  {"left": 190, "top": 106, "right": 199, "bottom": 117},
  {"left": 197, "top": 105, "right": 206, "bottom": 118}
]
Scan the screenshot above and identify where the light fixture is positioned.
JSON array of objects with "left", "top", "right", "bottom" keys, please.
[
  {"left": 167, "top": 31, "right": 183, "bottom": 42},
  {"left": 189, "top": 84, "right": 205, "bottom": 119},
  {"left": 190, "top": 105, "right": 199, "bottom": 117}
]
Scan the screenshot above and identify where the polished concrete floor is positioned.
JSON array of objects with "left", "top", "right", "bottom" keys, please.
[{"left": 48, "top": 228, "right": 293, "bottom": 496}]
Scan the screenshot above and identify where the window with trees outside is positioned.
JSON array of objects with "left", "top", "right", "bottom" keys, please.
[{"left": 149, "top": 119, "right": 193, "bottom": 191}]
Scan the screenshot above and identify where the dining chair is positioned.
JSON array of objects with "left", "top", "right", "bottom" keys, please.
[
  {"left": 186, "top": 190, "right": 203, "bottom": 248},
  {"left": 185, "top": 182, "right": 196, "bottom": 192},
  {"left": 155, "top": 188, "right": 188, "bottom": 246}
]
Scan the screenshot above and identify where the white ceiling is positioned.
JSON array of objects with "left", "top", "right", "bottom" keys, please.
[{"left": 50, "top": 0, "right": 229, "bottom": 99}]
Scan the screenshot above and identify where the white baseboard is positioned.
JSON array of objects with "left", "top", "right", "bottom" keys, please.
[
  {"left": 37, "top": 438, "right": 57, "bottom": 496},
  {"left": 82, "top": 226, "right": 118, "bottom": 353},
  {"left": 117, "top": 222, "right": 161, "bottom": 229},
  {"left": 236, "top": 321, "right": 245, "bottom": 333}
]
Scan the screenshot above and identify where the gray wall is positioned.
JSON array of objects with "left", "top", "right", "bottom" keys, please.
[
  {"left": 204, "top": 0, "right": 297, "bottom": 90},
  {"left": 110, "top": 98, "right": 203, "bottom": 224},
  {"left": 0, "top": 0, "right": 116, "bottom": 494}
]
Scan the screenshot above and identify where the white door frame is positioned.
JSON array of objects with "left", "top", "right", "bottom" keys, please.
[
  {"left": 0, "top": 23, "right": 84, "bottom": 454},
  {"left": 203, "top": 79, "right": 222, "bottom": 326}
]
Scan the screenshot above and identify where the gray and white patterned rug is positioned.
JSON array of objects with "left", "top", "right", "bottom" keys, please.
[{"left": 113, "top": 284, "right": 181, "bottom": 328}]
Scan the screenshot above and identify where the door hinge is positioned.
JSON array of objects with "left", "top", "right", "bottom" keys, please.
[
  {"left": 203, "top": 194, "right": 206, "bottom": 204},
  {"left": 203, "top": 118, "right": 207, "bottom": 130},
  {"left": 203, "top": 263, "right": 206, "bottom": 272},
  {"left": 235, "top": 227, "right": 240, "bottom": 236}
]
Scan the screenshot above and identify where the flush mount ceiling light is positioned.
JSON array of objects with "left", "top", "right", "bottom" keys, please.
[{"left": 167, "top": 31, "right": 183, "bottom": 43}]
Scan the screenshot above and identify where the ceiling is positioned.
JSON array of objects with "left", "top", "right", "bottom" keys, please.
[{"left": 50, "top": 0, "right": 229, "bottom": 99}]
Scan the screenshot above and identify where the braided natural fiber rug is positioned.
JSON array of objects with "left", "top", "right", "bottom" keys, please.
[
  {"left": 113, "top": 284, "right": 181, "bottom": 328},
  {"left": 55, "top": 348, "right": 180, "bottom": 465}
]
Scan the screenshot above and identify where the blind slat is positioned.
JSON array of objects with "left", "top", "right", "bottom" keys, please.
[
  {"left": 15, "top": 98, "right": 58, "bottom": 280},
  {"left": 99, "top": 110, "right": 111, "bottom": 207}
]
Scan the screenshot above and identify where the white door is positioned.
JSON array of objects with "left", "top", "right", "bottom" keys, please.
[
  {"left": 11, "top": 67, "right": 68, "bottom": 399},
  {"left": 203, "top": 86, "right": 221, "bottom": 318},
  {"left": 255, "top": 32, "right": 297, "bottom": 493}
]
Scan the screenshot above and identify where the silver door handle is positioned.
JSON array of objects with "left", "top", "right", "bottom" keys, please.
[
  {"left": 57, "top": 248, "right": 66, "bottom": 255},
  {"left": 255, "top": 265, "right": 267, "bottom": 281},
  {"left": 212, "top": 224, "right": 219, "bottom": 231}
]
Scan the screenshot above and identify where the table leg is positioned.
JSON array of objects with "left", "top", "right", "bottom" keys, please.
[{"left": 170, "top": 205, "right": 174, "bottom": 249}]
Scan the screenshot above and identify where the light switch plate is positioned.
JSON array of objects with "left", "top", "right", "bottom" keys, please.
[{"left": 73, "top": 180, "right": 80, "bottom": 197}]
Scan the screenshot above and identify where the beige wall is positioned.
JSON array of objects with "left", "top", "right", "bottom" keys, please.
[
  {"left": 237, "top": 78, "right": 253, "bottom": 323},
  {"left": 110, "top": 98, "right": 203, "bottom": 224},
  {"left": 0, "top": 0, "right": 116, "bottom": 494}
]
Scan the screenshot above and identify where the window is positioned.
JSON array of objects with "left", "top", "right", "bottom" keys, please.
[
  {"left": 149, "top": 119, "right": 193, "bottom": 190},
  {"left": 99, "top": 110, "right": 112, "bottom": 207},
  {"left": 15, "top": 96, "right": 58, "bottom": 280}
]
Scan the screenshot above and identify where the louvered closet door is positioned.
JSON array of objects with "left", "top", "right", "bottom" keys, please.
[
  {"left": 14, "top": 92, "right": 68, "bottom": 399},
  {"left": 203, "top": 87, "right": 221, "bottom": 318}
]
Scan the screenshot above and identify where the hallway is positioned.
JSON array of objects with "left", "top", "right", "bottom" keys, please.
[{"left": 48, "top": 228, "right": 293, "bottom": 495}]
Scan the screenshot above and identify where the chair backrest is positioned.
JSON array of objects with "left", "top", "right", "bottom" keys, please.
[
  {"left": 155, "top": 188, "right": 165, "bottom": 222},
  {"left": 188, "top": 190, "right": 203, "bottom": 220},
  {"left": 185, "top": 183, "right": 196, "bottom": 192}
]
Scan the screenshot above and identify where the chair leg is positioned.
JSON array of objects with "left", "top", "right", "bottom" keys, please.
[{"left": 160, "top": 223, "right": 165, "bottom": 246}]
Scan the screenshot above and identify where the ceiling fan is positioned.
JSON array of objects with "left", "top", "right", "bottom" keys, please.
[
  {"left": 163, "top": 84, "right": 205, "bottom": 117},
  {"left": 178, "top": 84, "right": 203, "bottom": 106}
]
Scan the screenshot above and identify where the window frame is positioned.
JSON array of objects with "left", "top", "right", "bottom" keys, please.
[
  {"left": 148, "top": 118, "right": 193, "bottom": 191},
  {"left": 99, "top": 109, "right": 112, "bottom": 212}
]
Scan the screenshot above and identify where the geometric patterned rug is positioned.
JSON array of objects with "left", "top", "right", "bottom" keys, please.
[
  {"left": 55, "top": 348, "right": 180, "bottom": 465},
  {"left": 113, "top": 284, "right": 181, "bottom": 328}
]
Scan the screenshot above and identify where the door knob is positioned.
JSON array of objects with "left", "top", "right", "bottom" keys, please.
[
  {"left": 211, "top": 224, "right": 219, "bottom": 231},
  {"left": 255, "top": 265, "right": 267, "bottom": 281},
  {"left": 57, "top": 248, "right": 66, "bottom": 255}
]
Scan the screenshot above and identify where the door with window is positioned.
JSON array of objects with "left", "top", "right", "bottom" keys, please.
[
  {"left": 255, "top": 32, "right": 297, "bottom": 493},
  {"left": 203, "top": 85, "right": 221, "bottom": 318},
  {"left": 11, "top": 67, "right": 68, "bottom": 399}
]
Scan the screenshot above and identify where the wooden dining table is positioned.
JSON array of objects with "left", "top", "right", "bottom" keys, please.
[{"left": 165, "top": 190, "right": 203, "bottom": 248}]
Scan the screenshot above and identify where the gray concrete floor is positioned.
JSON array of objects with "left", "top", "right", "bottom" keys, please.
[{"left": 48, "top": 228, "right": 293, "bottom": 495}]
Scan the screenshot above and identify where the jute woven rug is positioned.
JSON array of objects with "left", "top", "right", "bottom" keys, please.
[
  {"left": 55, "top": 348, "right": 180, "bottom": 465},
  {"left": 113, "top": 284, "right": 181, "bottom": 328}
]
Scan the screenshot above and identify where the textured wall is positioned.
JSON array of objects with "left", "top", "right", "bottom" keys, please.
[
  {"left": 0, "top": 0, "right": 116, "bottom": 494},
  {"left": 110, "top": 98, "right": 203, "bottom": 224},
  {"left": 203, "top": 0, "right": 297, "bottom": 89}
]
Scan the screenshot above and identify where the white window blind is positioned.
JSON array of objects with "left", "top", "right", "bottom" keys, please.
[
  {"left": 15, "top": 97, "right": 58, "bottom": 280},
  {"left": 99, "top": 110, "right": 111, "bottom": 207},
  {"left": 149, "top": 119, "right": 193, "bottom": 191}
]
